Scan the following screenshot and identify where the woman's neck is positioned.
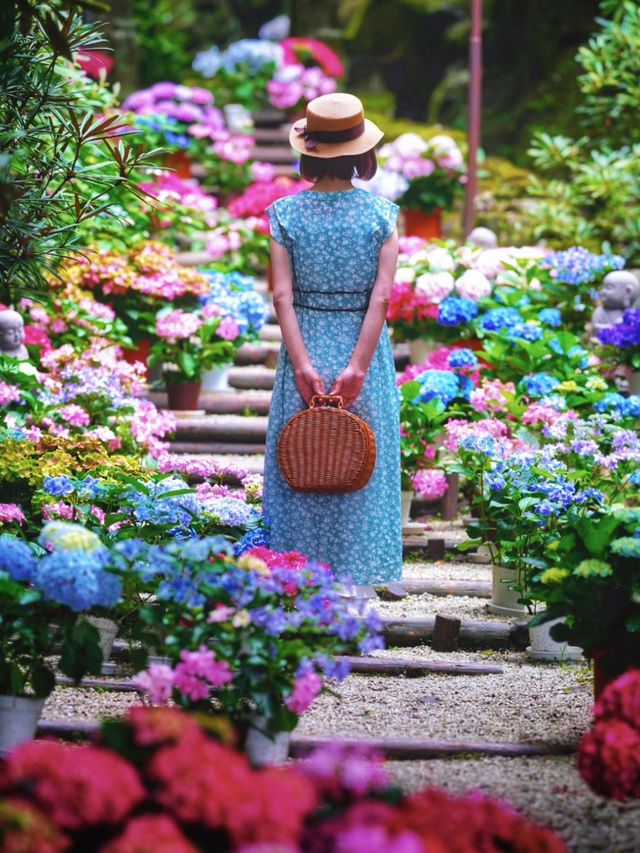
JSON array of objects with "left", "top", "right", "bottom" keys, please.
[{"left": 311, "top": 177, "right": 354, "bottom": 193}]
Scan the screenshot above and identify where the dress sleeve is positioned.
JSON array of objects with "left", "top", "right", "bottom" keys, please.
[
  {"left": 266, "top": 201, "right": 287, "bottom": 247},
  {"left": 378, "top": 198, "right": 399, "bottom": 242}
]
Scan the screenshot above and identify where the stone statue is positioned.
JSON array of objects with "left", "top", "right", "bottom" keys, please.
[
  {"left": 0, "top": 310, "right": 29, "bottom": 360},
  {"left": 467, "top": 226, "right": 498, "bottom": 249},
  {"left": 591, "top": 271, "right": 640, "bottom": 335}
]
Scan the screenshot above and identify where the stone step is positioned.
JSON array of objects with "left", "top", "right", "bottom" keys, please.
[
  {"left": 253, "top": 126, "right": 290, "bottom": 143},
  {"left": 272, "top": 164, "right": 298, "bottom": 178},
  {"left": 236, "top": 341, "right": 280, "bottom": 366},
  {"left": 170, "top": 440, "right": 266, "bottom": 455},
  {"left": 172, "top": 414, "right": 268, "bottom": 443},
  {"left": 147, "top": 390, "right": 272, "bottom": 416},
  {"left": 251, "top": 145, "right": 296, "bottom": 164},
  {"left": 229, "top": 365, "right": 276, "bottom": 390},
  {"left": 252, "top": 108, "right": 287, "bottom": 126},
  {"left": 259, "top": 323, "right": 283, "bottom": 341}
]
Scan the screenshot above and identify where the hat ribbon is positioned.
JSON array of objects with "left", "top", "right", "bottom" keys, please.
[{"left": 296, "top": 119, "right": 366, "bottom": 150}]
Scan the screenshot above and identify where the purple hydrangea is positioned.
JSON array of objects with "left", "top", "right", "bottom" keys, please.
[{"left": 597, "top": 309, "right": 640, "bottom": 348}]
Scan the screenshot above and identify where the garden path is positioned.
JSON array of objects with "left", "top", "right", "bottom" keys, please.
[{"left": 37, "top": 285, "right": 640, "bottom": 849}]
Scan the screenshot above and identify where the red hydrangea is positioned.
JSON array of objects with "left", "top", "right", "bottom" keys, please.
[
  {"left": 593, "top": 669, "right": 640, "bottom": 730},
  {"left": 0, "top": 741, "right": 144, "bottom": 830},
  {"left": 100, "top": 814, "right": 199, "bottom": 853},
  {"left": 126, "top": 705, "right": 202, "bottom": 748},
  {"left": 577, "top": 719, "right": 640, "bottom": 801},
  {"left": 0, "top": 796, "right": 68, "bottom": 853},
  {"left": 279, "top": 37, "right": 344, "bottom": 78}
]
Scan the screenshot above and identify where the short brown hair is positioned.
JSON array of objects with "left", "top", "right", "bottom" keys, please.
[{"left": 300, "top": 149, "right": 378, "bottom": 183}]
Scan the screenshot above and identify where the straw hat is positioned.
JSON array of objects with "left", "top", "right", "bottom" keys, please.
[{"left": 289, "top": 93, "right": 384, "bottom": 158}]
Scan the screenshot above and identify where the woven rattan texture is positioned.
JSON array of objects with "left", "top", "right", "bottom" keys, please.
[{"left": 278, "top": 400, "right": 376, "bottom": 494}]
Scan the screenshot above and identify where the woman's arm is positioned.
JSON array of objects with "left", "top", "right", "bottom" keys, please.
[
  {"left": 330, "top": 229, "right": 399, "bottom": 407},
  {"left": 270, "top": 237, "right": 325, "bottom": 404}
]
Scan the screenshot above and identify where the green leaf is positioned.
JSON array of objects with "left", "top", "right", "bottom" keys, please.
[{"left": 31, "top": 663, "right": 55, "bottom": 698}]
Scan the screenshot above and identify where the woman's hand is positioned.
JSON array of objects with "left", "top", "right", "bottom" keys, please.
[
  {"left": 294, "top": 362, "right": 325, "bottom": 404},
  {"left": 330, "top": 365, "right": 366, "bottom": 408}
]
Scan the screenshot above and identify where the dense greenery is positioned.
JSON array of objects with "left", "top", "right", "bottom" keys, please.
[{"left": 0, "top": 2, "right": 158, "bottom": 303}]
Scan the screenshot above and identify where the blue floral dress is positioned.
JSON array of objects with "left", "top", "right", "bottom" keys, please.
[{"left": 264, "top": 188, "right": 402, "bottom": 584}]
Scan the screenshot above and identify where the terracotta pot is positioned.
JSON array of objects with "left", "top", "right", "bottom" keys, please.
[
  {"left": 164, "top": 150, "right": 192, "bottom": 179},
  {"left": 166, "top": 381, "right": 201, "bottom": 410},
  {"left": 121, "top": 338, "right": 151, "bottom": 378},
  {"left": 402, "top": 208, "right": 443, "bottom": 240}
]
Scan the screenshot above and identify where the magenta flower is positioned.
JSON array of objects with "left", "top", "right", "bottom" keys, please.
[
  {"left": 217, "top": 316, "right": 240, "bottom": 341},
  {"left": 173, "top": 646, "right": 233, "bottom": 702},
  {"left": 410, "top": 468, "right": 448, "bottom": 501},
  {"left": 0, "top": 503, "right": 26, "bottom": 525},
  {"left": 155, "top": 309, "right": 203, "bottom": 341},
  {"left": 285, "top": 671, "right": 323, "bottom": 714},
  {"left": 58, "top": 404, "right": 91, "bottom": 427},
  {"left": 0, "top": 381, "right": 21, "bottom": 406},
  {"left": 133, "top": 663, "right": 175, "bottom": 705}
]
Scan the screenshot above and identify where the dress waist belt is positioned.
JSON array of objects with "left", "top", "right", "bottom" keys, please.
[{"left": 292, "top": 288, "right": 370, "bottom": 312}]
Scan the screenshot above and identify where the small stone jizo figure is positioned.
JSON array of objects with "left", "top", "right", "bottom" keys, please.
[
  {"left": 591, "top": 271, "right": 640, "bottom": 335},
  {"left": 0, "top": 310, "right": 29, "bottom": 360}
]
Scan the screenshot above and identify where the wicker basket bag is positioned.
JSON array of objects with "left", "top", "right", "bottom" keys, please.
[{"left": 277, "top": 395, "right": 376, "bottom": 494}]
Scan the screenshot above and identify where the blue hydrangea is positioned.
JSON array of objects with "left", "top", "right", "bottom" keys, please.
[
  {"left": 480, "top": 307, "right": 522, "bottom": 332},
  {"left": 505, "top": 322, "right": 544, "bottom": 343},
  {"left": 629, "top": 470, "right": 640, "bottom": 486},
  {"left": 520, "top": 373, "right": 560, "bottom": 398},
  {"left": 36, "top": 550, "right": 122, "bottom": 611},
  {"left": 539, "top": 393, "right": 567, "bottom": 411},
  {"left": 447, "top": 349, "right": 478, "bottom": 370},
  {"left": 620, "top": 396, "right": 640, "bottom": 418},
  {"left": 543, "top": 246, "right": 625, "bottom": 286},
  {"left": 594, "top": 393, "right": 627, "bottom": 413},
  {"left": 437, "top": 297, "right": 479, "bottom": 327},
  {"left": 193, "top": 39, "right": 281, "bottom": 77},
  {"left": 0, "top": 536, "right": 37, "bottom": 582},
  {"left": 199, "top": 269, "right": 269, "bottom": 334},
  {"left": 43, "top": 476, "right": 75, "bottom": 497},
  {"left": 414, "top": 370, "right": 461, "bottom": 406},
  {"left": 234, "top": 526, "right": 270, "bottom": 555},
  {"left": 201, "top": 497, "right": 259, "bottom": 528},
  {"left": 538, "top": 308, "right": 562, "bottom": 327}
]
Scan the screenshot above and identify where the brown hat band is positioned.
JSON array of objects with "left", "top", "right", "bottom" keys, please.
[{"left": 295, "top": 119, "right": 366, "bottom": 150}]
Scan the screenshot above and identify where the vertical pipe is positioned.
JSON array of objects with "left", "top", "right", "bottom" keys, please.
[{"left": 463, "top": 0, "right": 483, "bottom": 238}]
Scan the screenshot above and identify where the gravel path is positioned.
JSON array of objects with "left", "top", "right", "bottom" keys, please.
[{"left": 39, "top": 555, "right": 633, "bottom": 852}]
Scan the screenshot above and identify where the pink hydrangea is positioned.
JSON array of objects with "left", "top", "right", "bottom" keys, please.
[
  {"left": 414, "top": 271, "right": 455, "bottom": 303},
  {"left": 444, "top": 418, "right": 509, "bottom": 453},
  {"left": 90, "top": 425, "right": 122, "bottom": 451},
  {"left": 250, "top": 161, "right": 276, "bottom": 183},
  {"left": 217, "top": 316, "right": 240, "bottom": 341},
  {"left": 155, "top": 309, "right": 203, "bottom": 341},
  {"left": 58, "top": 404, "right": 91, "bottom": 427},
  {"left": 410, "top": 468, "right": 448, "bottom": 501},
  {"left": 42, "top": 501, "right": 75, "bottom": 521},
  {"left": 133, "top": 663, "right": 175, "bottom": 705},
  {"left": 469, "top": 378, "right": 516, "bottom": 414},
  {"left": 398, "top": 236, "right": 427, "bottom": 257},
  {"left": 522, "top": 403, "right": 577, "bottom": 426},
  {"left": 0, "top": 381, "right": 21, "bottom": 406},
  {"left": 173, "top": 646, "right": 233, "bottom": 702},
  {"left": 454, "top": 269, "right": 492, "bottom": 301},
  {"left": 285, "top": 671, "right": 323, "bottom": 714},
  {"left": 0, "top": 503, "right": 26, "bottom": 525}
]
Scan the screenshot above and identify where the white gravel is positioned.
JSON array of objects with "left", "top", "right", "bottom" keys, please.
[
  {"left": 402, "top": 559, "right": 492, "bottom": 582},
  {"left": 374, "top": 590, "right": 516, "bottom": 623}
]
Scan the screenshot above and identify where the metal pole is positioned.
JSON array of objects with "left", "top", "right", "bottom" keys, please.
[{"left": 463, "top": 0, "right": 482, "bottom": 238}]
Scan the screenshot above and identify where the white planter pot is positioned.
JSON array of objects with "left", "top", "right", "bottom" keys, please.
[
  {"left": 0, "top": 695, "right": 45, "bottom": 754},
  {"left": 487, "top": 564, "right": 526, "bottom": 617},
  {"left": 408, "top": 338, "right": 437, "bottom": 366},
  {"left": 401, "top": 490, "right": 414, "bottom": 524},
  {"left": 527, "top": 616, "right": 583, "bottom": 662},
  {"left": 201, "top": 363, "right": 232, "bottom": 392},
  {"left": 244, "top": 715, "right": 290, "bottom": 766}
]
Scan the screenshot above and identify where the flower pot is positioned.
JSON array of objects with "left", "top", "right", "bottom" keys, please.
[
  {"left": 527, "top": 616, "right": 583, "bottom": 662},
  {"left": 628, "top": 370, "right": 640, "bottom": 396},
  {"left": 402, "top": 208, "right": 442, "bottom": 240},
  {"left": 201, "top": 363, "right": 231, "bottom": 392},
  {"left": 164, "top": 150, "right": 192, "bottom": 179},
  {"left": 122, "top": 338, "right": 151, "bottom": 379},
  {"left": 401, "top": 490, "right": 414, "bottom": 524},
  {"left": 166, "top": 381, "right": 201, "bottom": 411},
  {"left": 84, "top": 615, "right": 119, "bottom": 675},
  {"left": 408, "top": 338, "right": 437, "bottom": 366},
  {"left": 244, "top": 715, "right": 290, "bottom": 766},
  {"left": 487, "top": 564, "right": 526, "bottom": 617},
  {"left": 0, "top": 695, "right": 45, "bottom": 754}
]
